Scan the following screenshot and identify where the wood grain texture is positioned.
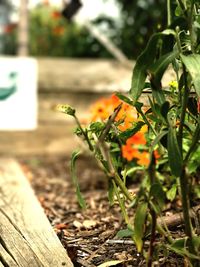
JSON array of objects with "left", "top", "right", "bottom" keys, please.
[
  {"left": 0, "top": 158, "right": 73, "bottom": 267},
  {"left": 37, "top": 58, "right": 176, "bottom": 93}
]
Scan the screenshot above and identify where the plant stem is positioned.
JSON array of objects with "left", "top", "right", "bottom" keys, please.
[
  {"left": 177, "top": 65, "right": 190, "bottom": 154},
  {"left": 98, "top": 103, "right": 122, "bottom": 144},
  {"left": 135, "top": 105, "right": 157, "bottom": 136},
  {"left": 188, "top": 1, "right": 195, "bottom": 53},
  {"left": 112, "top": 180, "right": 130, "bottom": 224},
  {"left": 184, "top": 116, "right": 200, "bottom": 163},
  {"left": 74, "top": 115, "right": 94, "bottom": 151},
  {"left": 147, "top": 209, "right": 156, "bottom": 267},
  {"left": 177, "top": 0, "right": 185, "bottom": 12},
  {"left": 147, "top": 154, "right": 157, "bottom": 267},
  {"left": 179, "top": 166, "right": 196, "bottom": 259},
  {"left": 109, "top": 164, "right": 133, "bottom": 202},
  {"left": 179, "top": 167, "right": 193, "bottom": 237},
  {"left": 167, "top": 0, "right": 171, "bottom": 27}
]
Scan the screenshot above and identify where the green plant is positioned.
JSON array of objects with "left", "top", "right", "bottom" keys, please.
[
  {"left": 28, "top": 3, "right": 111, "bottom": 58},
  {"left": 58, "top": 1, "right": 200, "bottom": 266}
]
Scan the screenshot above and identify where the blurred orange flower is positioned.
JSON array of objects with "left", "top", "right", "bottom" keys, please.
[
  {"left": 86, "top": 93, "right": 160, "bottom": 167},
  {"left": 89, "top": 94, "right": 138, "bottom": 131},
  {"left": 90, "top": 98, "right": 112, "bottom": 121},
  {"left": 4, "top": 23, "right": 16, "bottom": 34},
  {"left": 52, "top": 11, "right": 61, "bottom": 19},
  {"left": 136, "top": 151, "right": 150, "bottom": 166},
  {"left": 126, "top": 132, "right": 147, "bottom": 146},
  {"left": 122, "top": 146, "right": 140, "bottom": 162},
  {"left": 51, "top": 10, "right": 61, "bottom": 19},
  {"left": 53, "top": 26, "right": 65, "bottom": 36}
]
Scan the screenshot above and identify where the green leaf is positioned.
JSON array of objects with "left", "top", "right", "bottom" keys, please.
[
  {"left": 150, "top": 183, "right": 166, "bottom": 210},
  {"left": 160, "top": 101, "right": 170, "bottom": 120},
  {"left": 150, "top": 130, "right": 168, "bottom": 154},
  {"left": 148, "top": 51, "right": 179, "bottom": 106},
  {"left": 167, "top": 126, "right": 183, "bottom": 177},
  {"left": 192, "top": 236, "right": 200, "bottom": 251},
  {"left": 118, "top": 121, "right": 145, "bottom": 141},
  {"left": 166, "top": 184, "right": 177, "bottom": 201},
  {"left": 134, "top": 202, "right": 148, "bottom": 252},
  {"left": 180, "top": 54, "right": 200, "bottom": 98},
  {"left": 90, "top": 121, "right": 105, "bottom": 133},
  {"left": 130, "top": 34, "right": 159, "bottom": 104},
  {"left": 115, "top": 92, "right": 133, "bottom": 105},
  {"left": 170, "top": 238, "right": 186, "bottom": 249},
  {"left": 168, "top": 238, "right": 200, "bottom": 260},
  {"left": 152, "top": 90, "right": 166, "bottom": 106},
  {"left": 70, "top": 151, "right": 86, "bottom": 209},
  {"left": 149, "top": 51, "right": 179, "bottom": 85},
  {"left": 130, "top": 31, "right": 175, "bottom": 104},
  {"left": 117, "top": 228, "right": 134, "bottom": 238},
  {"left": 187, "top": 97, "right": 198, "bottom": 116}
]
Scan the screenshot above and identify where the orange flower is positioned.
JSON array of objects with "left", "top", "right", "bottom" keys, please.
[
  {"left": 52, "top": 11, "right": 61, "bottom": 19},
  {"left": 4, "top": 23, "right": 16, "bottom": 34},
  {"left": 53, "top": 26, "right": 65, "bottom": 36},
  {"left": 43, "top": 0, "right": 49, "bottom": 5},
  {"left": 122, "top": 145, "right": 140, "bottom": 161},
  {"left": 126, "top": 132, "right": 146, "bottom": 146},
  {"left": 154, "top": 150, "right": 160, "bottom": 160},
  {"left": 90, "top": 98, "right": 111, "bottom": 121},
  {"left": 136, "top": 151, "right": 150, "bottom": 166},
  {"left": 118, "top": 119, "right": 133, "bottom": 131},
  {"left": 109, "top": 94, "right": 122, "bottom": 108},
  {"left": 87, "top": 94, "right": 143, "bottom": 133}
]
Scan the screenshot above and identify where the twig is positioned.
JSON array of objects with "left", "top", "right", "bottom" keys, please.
[{"left": 158, "top": 204, "right": 200, "bottom": 229}]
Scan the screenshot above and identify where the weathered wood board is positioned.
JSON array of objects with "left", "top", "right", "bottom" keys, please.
[
  {"left": 37, "top": 58, "right": 176, "bottom": 92},
  {"left": 0, "top": 124, "right": 78, "bottom": 156},
  {"left": 0, "top": 158, "right": 73, "bottom": 267}
]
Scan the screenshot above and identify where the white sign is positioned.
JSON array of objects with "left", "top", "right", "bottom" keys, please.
[{"left": 0, "top": 57, "right": 38, "bottom": 130}]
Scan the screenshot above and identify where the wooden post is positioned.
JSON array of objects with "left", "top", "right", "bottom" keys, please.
[{"left": 17, "top": 0, "right": 29, "bottom": 56}]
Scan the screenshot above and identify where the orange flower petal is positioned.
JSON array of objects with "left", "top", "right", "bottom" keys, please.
[
  {"left": 122, "top": 145, "right": 139, "bottom": 161},
  {"left": 126, "top": 132, "right": 146, "bottom": 146},
  {"left": 136, "top": 151, "right": 150, "bottom": 166}
]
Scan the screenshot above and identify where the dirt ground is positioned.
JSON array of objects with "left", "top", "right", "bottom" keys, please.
[{"left": 16, "top": 154, "right": 187, "bottom": 267}]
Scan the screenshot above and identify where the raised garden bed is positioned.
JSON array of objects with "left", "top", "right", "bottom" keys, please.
[{"left": 14, "top": 154, "right": 198, "bottom": 267}]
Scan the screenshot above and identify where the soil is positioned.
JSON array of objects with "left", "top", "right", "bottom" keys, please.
[{"left": 18, "top": 154, "right": 187, "bottom": 267}]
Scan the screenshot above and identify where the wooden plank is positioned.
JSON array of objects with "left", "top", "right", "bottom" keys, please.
[
  {"left": 37, "top": 58, "right": 133, "bottom": 93},
  {"left": 0, "top": 124, "right": 78, "bottom": 156},
  {"left": 0, "top": 158, "right": 73, "bottom": 267},
  {"left": 37, "top": 58, "right": 176, "bottom": 93}
]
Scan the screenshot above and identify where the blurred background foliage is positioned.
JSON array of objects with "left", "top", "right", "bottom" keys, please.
[{"left": 4, "top": 0, "right": 167, "bottom": 59}]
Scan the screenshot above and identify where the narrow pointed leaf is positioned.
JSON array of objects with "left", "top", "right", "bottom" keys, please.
[
  {"left": 118, "top": 121, "right": 145, "bottom": 140},
  {"left": 130, "top": 31, "right": 175, "bottom": 104},
  {"left": 180, "top": 54, "right": 200, "bottom": 97},
  {"left": 130, "top": 34, "right": 160, "bottom": 104},
  {"left": 167, "top": 127, "right": 183, "bottom": 177},
  {"left": 134, "top": 202, "right": 148, "bottom": 252},
  {"left": 70, "top": 151, "right": 86, "bottom": 209},
  {"left": 149, "top": 51, "right": 179, "bottom": 83}
]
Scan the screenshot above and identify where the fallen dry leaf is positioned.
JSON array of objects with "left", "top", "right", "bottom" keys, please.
[
  {"left": 55, "top": 223, "right": 68, "bottom": 230},
  {"left": 97, "top": 260, "right": 124, "bottom": 267},
  {"left": 82, "top": 219, "right": 97, "bottom": 229},
  {"left": 73, "top": 220, "right": 83, "bottom": 229}
]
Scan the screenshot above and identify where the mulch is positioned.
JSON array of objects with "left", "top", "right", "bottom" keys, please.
[{"left": 18, "top": 154, "right": 185, "bottom": 267}]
